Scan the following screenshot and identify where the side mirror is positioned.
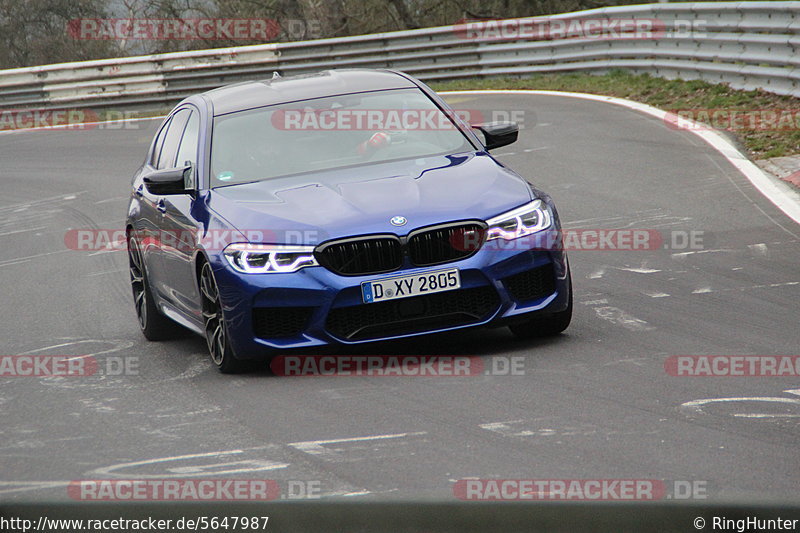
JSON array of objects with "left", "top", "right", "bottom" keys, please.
[
  {"left": 472, "top": 122, "right": 519, "bottom": 151},
  {"left": 143, "top": 165, "right": 192, "bottom": 195}
]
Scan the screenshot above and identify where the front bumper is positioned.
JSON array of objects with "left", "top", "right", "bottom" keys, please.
[{"left": 212, "top": 239, "right": 570, "bottom": 359}]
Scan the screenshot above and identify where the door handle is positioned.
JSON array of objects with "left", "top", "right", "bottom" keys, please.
[{"left": 156, "top": 199, "right": 167, "bottom": 213}]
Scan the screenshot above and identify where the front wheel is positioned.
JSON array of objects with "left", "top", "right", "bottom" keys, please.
[
  {"left": 129, "top": 234, "right": 181, "bottom": 340},
  {"left": 508, "top": 270, "right": 572, "bottom": 339},
  {"left": 199, "top": 261, "right": 251, "bottom": 373}
]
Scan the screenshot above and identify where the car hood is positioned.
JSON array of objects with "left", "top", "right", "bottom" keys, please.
[{"left": 206, "top": 152, "right": 533, "bottom": 244}]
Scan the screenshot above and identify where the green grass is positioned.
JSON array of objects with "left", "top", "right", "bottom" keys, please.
[{"left": 431, "top": 71, "right": 800, "bottom": 159}]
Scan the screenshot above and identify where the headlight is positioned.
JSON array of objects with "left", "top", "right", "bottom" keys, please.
[
  {"left": 485, "top": 199, "right": 552, "bottom": 240},
  {"left": 223, "top": 243, "right": 318, "bottom": 274}
]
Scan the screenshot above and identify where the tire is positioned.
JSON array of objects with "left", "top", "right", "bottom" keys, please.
[
  {"left": 508, "top": 270, "right": 572, "bottom": 339},
  {"left": 128, "top": 234, "right": 182, "bottom": 341},
  {"left": 199, "top": 261, "right": 251, "bottom": 373}
]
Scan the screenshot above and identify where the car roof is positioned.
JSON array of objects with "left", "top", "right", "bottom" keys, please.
[{"left": 203, "top": 69, "right": 419, "bottom": 116}]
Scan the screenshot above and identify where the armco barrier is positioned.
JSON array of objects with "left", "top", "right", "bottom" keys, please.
[{"left": 0, "top": 1, "right": 798, "bottom": 113}]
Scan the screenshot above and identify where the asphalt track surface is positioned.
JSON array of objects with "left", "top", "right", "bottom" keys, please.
[{"left": 1, "top": 93, "right": 799, "bottom": 505}]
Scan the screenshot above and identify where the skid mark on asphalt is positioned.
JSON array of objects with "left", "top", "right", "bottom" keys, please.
[
  {"left": 564, "top": 214, "right": 629, "bottom": 226},
  {"left": 317, "top": 385, "right": 398, "bottom": 400},
  {"left": 86, "top": 268, "right": 126, "bottom": 277},
  {"left": 671, "top": 249, "right": 733, "bottom": 258},
  {"left": 0, "top": 192, "right": 84, "bottom": 213},
  {"left": 288, "top": 432, "right": 428, "bottom": 462},
  {"left": 579, "top": 294, "right": 608, "bottom": 306},
  {"left": 691, "top": 281, "right": 799, "bottom": 295},
  {"left": 0, "top": 226, "right": 46, "bottom": 237},
  {"left": 478, "top": 420, "right": 538, "bottom": 437},
  {"left": 494, "top": 147, "right": 548, "bottom": 157},
  {"left": 0, "top": 249, "right": 72, "bottom": 268},
  {"left": 580, "top": 298, "right": 654, "bottom": 331},
  {"left": 0, "top": 205, "right": 74, "bottom": 235},
  {"left": 580, "top": 286, "right": 663, "bottom": 329},
  {"left": 151, "top": 406, "right": 222, "bottom": 418},
  {"left": 78, "top": 398, "right": 118, "bottom": 413},
  {"left": 747, "top": 243, "right": 769, "bottom": 257},
  {"left": 94, "top": 196, "right": 129, "bottom": 205},
  {"left": 479, "top": 419, "right": 659, "bottom": 440},
  {"left": 0, "top": 435, "right": 92, "bottom": 452},
  {"left": 168, "top": 359, "right": 212, "bottom": 381},
  {"left": 671, "top": 239, "right": 798, "bottom": 262},
  {"left": 592, "top": 306, "right": 654, "bottom": 331},
  {"left": 587, "top": 268, "right": 605, "bottom": 279},
  {"left": 14, "top": 338, "right": 134, "bottom": 358},
  {"left": 601, "top": 357, "right": 651, "bottom": 368},
  {"left": 613, "top": 265, "right": 662, "bottom": 274},
  {"left": 565, "top": 209, "right": 692, "bottom": 231},
  {"left": 703, "top": 153, "right": 800, "bottom": 239}
]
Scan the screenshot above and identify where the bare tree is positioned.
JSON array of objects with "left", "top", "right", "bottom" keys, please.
[
  {"left": 0, "top": 0, "right": 119, "bottom": 68},
  {"left": 297, "top": 0, "right": 349, "bottom": 37},
  {"left": 1, "top": 0, "right": 735, "bottom": 68},
  {"left": 387, "top": 0, "right": 419, "bottom": 29}
]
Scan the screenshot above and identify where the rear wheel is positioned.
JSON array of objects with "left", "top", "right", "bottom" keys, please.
[
  {"left": 129, "top": 234, "right": 182, "bottom": 340},
  {"left": 509, "top": 270, "right": 572, "bottom": 339},
  {"left": 199, "top": 261, "right": 250, "bottom": 373}
]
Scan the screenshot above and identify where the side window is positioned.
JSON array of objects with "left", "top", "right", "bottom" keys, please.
[
  {"left": 157, "top": 109, "right": 190, "bottom": 170},
  {"left": 175, "top": 111, "right": 200, "bottom": 189},
  {"left": 149, "top": 117, "right": 171, "bottom": 167}
]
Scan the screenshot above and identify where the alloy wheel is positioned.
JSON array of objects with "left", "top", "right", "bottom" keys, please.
[
  {"left": 200, "top": 262, "right": 226, "bottom": 366},
  {"left": 128, "top": 236, "right": 147, "bottom": 330}
]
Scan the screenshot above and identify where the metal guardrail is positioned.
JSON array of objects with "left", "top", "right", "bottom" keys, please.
[{"left": 0, "top": 1, "right": 798, "bottom": 113}]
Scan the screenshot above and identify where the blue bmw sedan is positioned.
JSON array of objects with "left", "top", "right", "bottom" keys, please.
[{"left": 127, "top": 69, "right": 571, "bottom": 372}]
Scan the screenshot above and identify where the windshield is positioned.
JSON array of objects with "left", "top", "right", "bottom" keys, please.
[{"left": 210, "top": 88, "right": 474, "bottom": 187}]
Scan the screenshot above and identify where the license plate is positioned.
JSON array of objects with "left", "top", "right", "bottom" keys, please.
[{"left": 361, "top": 268, "right": 460, "bottom": 304}]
